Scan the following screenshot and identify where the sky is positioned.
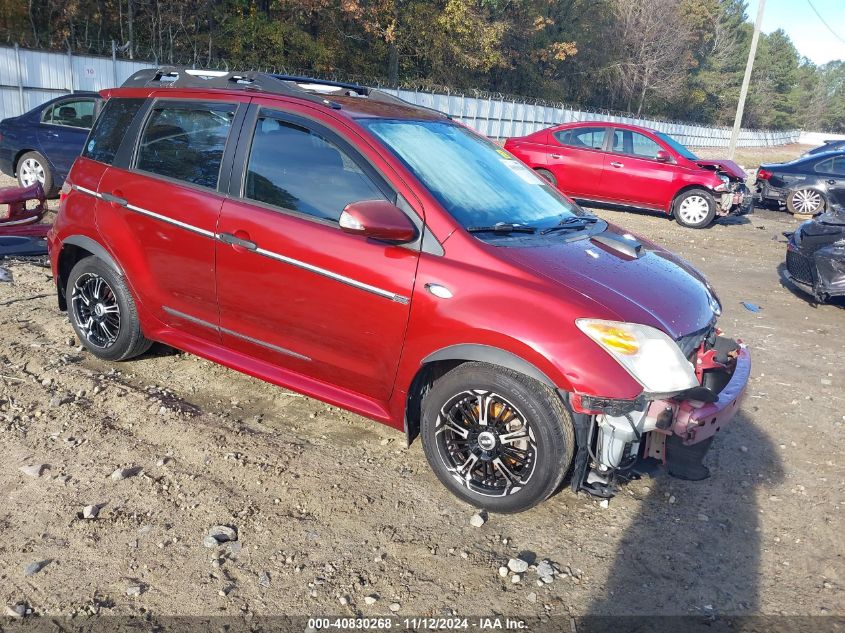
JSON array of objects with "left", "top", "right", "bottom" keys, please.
[{"left": 745, "top": 0, "right": 845, "bottom": 65}]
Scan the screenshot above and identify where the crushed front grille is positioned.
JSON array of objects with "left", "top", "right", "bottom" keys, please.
[{"left": 786, "top": 250, "right": 814, "bottom": 285}]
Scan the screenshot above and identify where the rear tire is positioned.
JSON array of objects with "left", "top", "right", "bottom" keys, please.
[
  {"left": 67, "top": 256, "right": 152, "bottom": 361},
  {"left": 420, "top": 362, "right": 574, "bottom": 513},
  {"left": 674, "top": 188, "right": 716, "bottom": 228},
  {"left": 535, "top": 168, "right": 557, "bottom": 187},
  {"left": 786, "top": 188, "right": 825, "bottom": 215},
  {"left": 17, "top": 151, "right": 54, "bottom": 197}
]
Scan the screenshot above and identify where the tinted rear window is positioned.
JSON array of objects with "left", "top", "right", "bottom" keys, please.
[
  {"left": 135, "top": 102, "right": 235, "bottom": 189},
  {"left": 82, "top": 98, "right": 145, "bottom": 165}
]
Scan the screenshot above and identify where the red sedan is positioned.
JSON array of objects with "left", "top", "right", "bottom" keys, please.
[{"left": 504, "top": 121, "right": 751, "bottom": 228}]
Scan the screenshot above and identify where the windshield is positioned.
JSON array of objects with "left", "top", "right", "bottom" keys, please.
[
  {"left": 360, "top": 119, "right": 582, "bottom": 229},
  {"left": 655, "top": 132, "right": 698, "bottom": 160}
]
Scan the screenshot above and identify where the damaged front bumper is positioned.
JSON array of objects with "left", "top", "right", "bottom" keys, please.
[
  {"left": 785, "top": 218, "right": 845, "bottom": 301},
  {"left": 718, "top": 183, "right": 753, "bottom": 216},
  {"left": 568, "top": 335, "right": 751, "bottom": 497}
]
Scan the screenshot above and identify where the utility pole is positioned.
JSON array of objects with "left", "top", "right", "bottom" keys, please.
[{"left": 729, "top": 0, "right": 766, "bottom": 159}]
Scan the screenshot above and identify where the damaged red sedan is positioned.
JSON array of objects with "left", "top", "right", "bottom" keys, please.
[
  {"left": 49, "top": 69, "right": 750, "bottom": 512},
  {"left": 505, "top": 121, "right": 751, "bottom": 228}
]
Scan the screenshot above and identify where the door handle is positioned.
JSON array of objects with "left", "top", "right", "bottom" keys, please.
[
  {"left": 550, "top": 153, "right": 562, "bottom": 159},
  {"left": 219, "top": 232, "right": 257, "bottom": 252},
  {"left": 101, "top": 191, "right": 127, "bottom": 206},
  {"left": 828, "top": 179, "right": 837, "bottom": 185},
  {"left": 610, "top": 161, "right": 624, "bottom": 168}
]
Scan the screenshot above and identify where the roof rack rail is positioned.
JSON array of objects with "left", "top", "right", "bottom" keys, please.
[
  {"left": 121, "top": 67, "right": 449, "bottom": 119},
  {"left": 272, "top": 74, "right": 370, "bottom": 96},
  {"left": 271, "top": 74, "right": 448, "bottom": 118},
  {"left": 121, "top": 67, "right": 343, "bottom": 109}
]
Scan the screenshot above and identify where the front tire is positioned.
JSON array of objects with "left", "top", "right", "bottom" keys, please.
[
  {"left": 786, "top": 188, "right": 825, "bottom": 215},
  {"left": 67, "top": 256, "right": 152, "bottom": 361},
  {"left": 17, "top": 151, "right": 54, "bottom": 196},
  {"left": 420, "top": 362, "right": 575, "bottom": 513},
  {"left": 674, "top": 188, "right": 717, "bottom": 228}
]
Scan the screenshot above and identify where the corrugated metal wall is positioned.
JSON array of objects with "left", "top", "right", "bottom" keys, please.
[
  {"left": 383, "top": 88, "right": 800, "bottom": 147},
  {"left": 0, "top": 45, "right": 801, "bottom": 147}
]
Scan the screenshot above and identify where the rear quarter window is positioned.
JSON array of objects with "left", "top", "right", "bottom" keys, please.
[{"left": 82, "top": 98, "right": 145, "bottom": 165}]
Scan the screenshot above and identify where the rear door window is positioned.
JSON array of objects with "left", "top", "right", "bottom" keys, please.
[
  {"left": 243, "top": 114, "right": 387, "bottom": 222},
  {"left": 82, "top": 98, "right": 145, "bottom": 166},
  {"left": 42, "top": 99, "right": 97, "bottom": 129},
  {"left": 815, "top": 157, "right": 845, "bottom": 176},
  {"left": 554, "top": 126, "right": 606, "bottom": 150},
  {"left": 135, "top": 101, "right": 235, "bottom": 189}
]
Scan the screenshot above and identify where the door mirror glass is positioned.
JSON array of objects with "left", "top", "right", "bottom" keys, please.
[
  {"left": 655, "top": 150, "right": 672, "bottom": 163},
  {"left": 339, "top": 200, "right": 416, "bottom": 243}
]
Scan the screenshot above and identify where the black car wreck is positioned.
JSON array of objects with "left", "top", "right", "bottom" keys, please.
[
  {"left": 785, "top": 202, "right": 845, "bottom": 302},
  {"left": 756, "top": 151, "right": 845, "bottom": 215}
]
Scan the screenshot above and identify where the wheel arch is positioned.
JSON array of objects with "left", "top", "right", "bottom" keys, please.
[
  {"left": 56, "top": 235, "right": 123, "bottom": 310},
  {"left": 670, "top": 184, "right": 716, "bottom": 216},
  {"left": 12, "top": 148, "right": 37, "bottom": 174},
  {"left": 402, "top": 344, "right": 558, "bottom": 446}
]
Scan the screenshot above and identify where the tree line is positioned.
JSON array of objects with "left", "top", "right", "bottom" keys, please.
[{"left": 2, "top": 0, "right": 843, "bottom": 132}]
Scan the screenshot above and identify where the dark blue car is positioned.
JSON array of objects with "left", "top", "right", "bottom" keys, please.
[{"left": 0, "top": 92, "right": 102, "bottom": 196}]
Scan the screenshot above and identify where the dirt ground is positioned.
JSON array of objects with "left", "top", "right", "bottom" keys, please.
[{"left": 0, "top": 164, "right": 843, "bottom": 622}]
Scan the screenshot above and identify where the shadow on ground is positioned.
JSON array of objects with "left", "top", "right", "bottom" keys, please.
[{"left": 582, "top": 412, "right": 784, "bottom": 625}]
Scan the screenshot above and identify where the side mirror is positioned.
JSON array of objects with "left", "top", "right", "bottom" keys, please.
[
  {"left": 339, "top": 200, "right": 417, "bottom": 244},
  {"left": 655, "top": 150, "right": 672, "bottom": 163}
]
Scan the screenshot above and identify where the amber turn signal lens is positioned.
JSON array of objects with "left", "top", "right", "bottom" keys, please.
[{"left": 583, "top": 323, "right": 640, "bottom": 355}]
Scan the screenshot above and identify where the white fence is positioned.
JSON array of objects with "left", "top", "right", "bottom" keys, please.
[{"left": 0, "top": 45, "right": 801, "bottom": 148}]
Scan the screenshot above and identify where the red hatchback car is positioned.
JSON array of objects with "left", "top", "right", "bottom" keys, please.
[
  {"left": 505, "top": 121, "right": 751, "bottom": 228},
  {"left": 48, "top": 69, "right": 750, "bottom": 512}
]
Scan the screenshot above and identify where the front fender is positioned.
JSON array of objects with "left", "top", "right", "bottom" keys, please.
[{"left": 394, "top": 251, "right": 644, "bottom": 405}]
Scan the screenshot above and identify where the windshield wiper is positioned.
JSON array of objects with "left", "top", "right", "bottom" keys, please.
[
  {"left": 540, "top": 216, "right": 599, "bottom": 235},
  {"left": 466, "top": 223, "right": 536, "bottom": 234}
]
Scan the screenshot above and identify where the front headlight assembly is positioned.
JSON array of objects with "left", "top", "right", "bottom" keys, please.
[{"left": 576, "top": 319, "right": 699, "bottom": 395}]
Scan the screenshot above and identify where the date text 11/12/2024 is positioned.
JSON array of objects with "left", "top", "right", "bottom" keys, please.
[{"left": 306, "top": 617, "right": 529, "bottom": 630}]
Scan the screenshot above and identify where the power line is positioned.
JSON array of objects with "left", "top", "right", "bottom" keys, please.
[{"left": 806, "top": 0, "right": 845, "bottom": 46}]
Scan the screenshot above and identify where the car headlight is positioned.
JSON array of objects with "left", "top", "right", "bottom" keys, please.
[
  {"left": 714, "top": 174, "right": 730, "bottom": 192},
  {"left": 576, "top": 319, "right": 699, "bottom": 395}
]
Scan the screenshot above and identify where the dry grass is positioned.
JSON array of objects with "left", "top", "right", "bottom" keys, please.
[{"left": 694, "top": 143, "right": 813, "bottom": 169}]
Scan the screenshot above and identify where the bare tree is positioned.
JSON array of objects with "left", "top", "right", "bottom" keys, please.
[{"left": 610, "top": 0, "right": 693, "bottom": 115}]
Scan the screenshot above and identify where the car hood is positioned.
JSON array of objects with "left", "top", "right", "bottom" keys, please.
[
  {"left": 498, "top": 225, "right": 718, "bottom": 339},
  {"left": 694, "top": 159, "right": 747, "bottom": 180}
]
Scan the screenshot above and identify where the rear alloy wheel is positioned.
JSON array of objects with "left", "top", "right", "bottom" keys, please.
[
  {"left": 786, "top": 188, "right": 825, "bottom": 215},
  {"left": 674, "top": 188, "right": 716, "bottom": 228},
  {"left": 421, "top": 362, "right": 574, "bottom": 513},
  {"left": 67, "top": 256, "right": 152, "bottom": 361},
  {"left": 535, "top": 168, "right": 557, "bottom": 187},
  {"left": 17, "top": 151, "right": 53, "bottom": 196}
]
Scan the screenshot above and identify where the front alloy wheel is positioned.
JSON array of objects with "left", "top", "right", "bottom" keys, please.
[
  {"left": 435, "top": 390, "right": 537, "bottom": 497},
  {"left": 421, "top": 362, "right": 574, "bottom": 513}
]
